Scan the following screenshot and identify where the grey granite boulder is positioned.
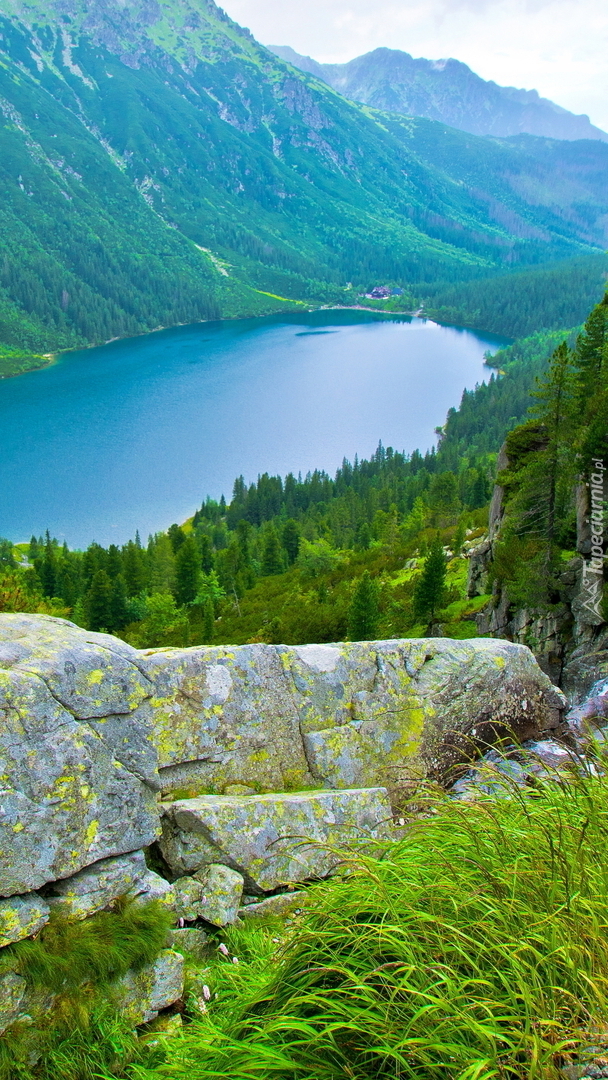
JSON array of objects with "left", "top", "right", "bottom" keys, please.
[
  {"left": 238, "top": 891, "right": 306, "bottom": 920},
  {"left": 192, "top": 864, "right": 244, "bottom": 926},
  {"left": 141, "top": 643, "right": 314, "bottom": 795},
  {"left": 143, "top": 636, "right": 567, "bottom": 793},
  {"left": 159, "top": 788, "right": 393, "bottom": 891},
  {"left": 46, "top": 851, "right": 174, "bottom": 919},
  {"left": 170, "top": 867, "right": 244, "bottom": 926},
  {"left": 0, "top": 615, "right": 160, "bottom": 896},
  {"left": 167, "top": 927, "right": 209, "bottom": 958},
  {"left": 0, "top": 614, "right": 568, "bottom": 906},
  {"left": 171, "top": 876, "right": 209, "bottom": 923},
  {"left": 0, "top": 893, "right": 50, "bottom": 947},
  {"left": 283, "top": 638, "right": 567, "bottom": 787}
]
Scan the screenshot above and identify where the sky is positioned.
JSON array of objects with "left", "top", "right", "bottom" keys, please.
[{"left": 221, "top": 0, "right": 608, "bottom": 132}]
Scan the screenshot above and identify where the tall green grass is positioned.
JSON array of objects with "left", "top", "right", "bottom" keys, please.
[{"left": 130, "top": 764, "right": 608, "bottom": 1080}]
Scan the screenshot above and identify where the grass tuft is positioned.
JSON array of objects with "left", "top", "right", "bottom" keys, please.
[
  {"left": 5, "top": 899, "right": 173, "bottom": 994},
  {"left": 0, "top": 901, "right": 173, "bottom": 1080}
]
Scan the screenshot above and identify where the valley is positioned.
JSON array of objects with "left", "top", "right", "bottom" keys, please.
[{"left": 0, "top": 0, "right": 607, "bottom": 376}]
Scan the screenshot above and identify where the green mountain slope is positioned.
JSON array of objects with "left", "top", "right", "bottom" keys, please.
[{"left": 0, "top": 0, "right": 607, "bottom": 362}]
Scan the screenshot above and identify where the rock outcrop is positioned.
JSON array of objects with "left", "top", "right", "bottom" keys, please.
[{"left": 0, "top": 612, "right": 570, "bottom": 1030}]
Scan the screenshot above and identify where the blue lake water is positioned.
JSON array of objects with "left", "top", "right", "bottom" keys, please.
[{"left": 0, "top": 310, "right": 507, "bottom": 548}]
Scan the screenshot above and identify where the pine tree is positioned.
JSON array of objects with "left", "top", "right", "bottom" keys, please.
[
  {"left": 413, "top": 536, "right": 447, "bottom": 624},
  {"left": 86, "top": 570, "right": 113, "bottom": 631},
  {"left": 348, "top": 571, "right": 380, "bottom": 640},
  {"left": 174, "top": 536, "right": 201, "bottom": 605},
  {"left": 574, "top": 292, "right": 608, "bottom": 465},
  {"left": 122, "top": 540, "right": 148, "bottom": 597},
  {"left": 261, "top": 525, "right": 283, "bottom": 576},
  {"left": 37, "top": 531, "right": 57, "bottom": 597},
  {"left": 168, "top": 524, "right": 186, "bottom": 554},
  {"left": 575, "top": 292, "right": 608, "bottom": 400},
  {"left": 149, "top": 533, "right": 176, "bottom": 594},
  {"left": 282, "top": 519, "right": 300, "bottom": 565},
  {"left": 199, "top": 534, "right": 215, "bottom": 575}
]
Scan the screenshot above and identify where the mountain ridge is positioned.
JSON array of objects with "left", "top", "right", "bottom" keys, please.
[{"left": 268, "top": 45, "right": 608, "bottom": 144}]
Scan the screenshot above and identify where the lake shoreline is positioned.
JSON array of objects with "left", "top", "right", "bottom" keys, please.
[{"left": 0, "top": 303, "right": 429, "bottom": 381}]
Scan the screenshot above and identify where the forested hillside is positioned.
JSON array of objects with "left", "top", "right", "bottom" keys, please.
[
  {"left": 0, "top": 0, "right": 607, "bottom": 373},
  {"left": 4, "top": 292, "right": 605, "bottom": 647}
]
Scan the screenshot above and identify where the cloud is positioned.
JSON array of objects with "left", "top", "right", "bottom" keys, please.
[{"left": 222, "top": 0, "right": 608, "bottom": 130}]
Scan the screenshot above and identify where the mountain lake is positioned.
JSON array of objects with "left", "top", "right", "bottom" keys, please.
[{"left": 0, "top": 310, "right": 507, "bottom": 547}]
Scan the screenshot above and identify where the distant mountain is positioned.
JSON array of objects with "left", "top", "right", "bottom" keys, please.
[
  {"left": 0, "top": 0, "right": 607, "bottom": 361},
  {"left": 269, "top": 46, "right": 608, "bottom": 143}
]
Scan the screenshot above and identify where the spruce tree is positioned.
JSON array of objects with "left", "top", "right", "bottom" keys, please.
[
  {"left": 174, "top": 536, "right": 201, "bottom": 605},
  {"left": 261, "top": 525, "right": 283, "bottom": 576},
  {"left": 282, "top": 519, "right": 301, "bottom": 565},
  {"left": 38, "top": 531, "right": 57, "bottom": 597},
  {"left": 413, "top": 536, "right": 447, "bottom": 624},
  {"left": 574, "top": 292, "right": 608, "bottom": 465},
  {"left": 86, "top": 570, "right": 113, "bottom": 631},
  {"left": 199, "top": 534, "right": 215, "bottom": 575},
  {"left": 109, "top": 574, "right": 128, "bottom": 631},
  {"left": 348, "top": 571, "right": 380, "bottom": 640}
]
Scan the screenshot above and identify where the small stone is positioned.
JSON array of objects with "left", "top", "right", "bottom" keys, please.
[
  {"left": 114, "top": 949, "right": 184, "bottom": 1025},
  {"left": 146, "top": 1012, "right": 183, "bottom": 1036},
  {"left": 171, "top": 876, "right": 208, "bottom": 922},
  {"left": 0, "top": 971, "right": 26, "bottom": 1035},
  {"left": 238, "top": 891, "right": 306, "bottom": 920},
  {"left": 132, "top": 868, "right": 176, "bottom": 909},
  {"left": 167, "top": 927, "right": 209, "bottom": 960},
  {"left": 192, "top": 865, "right": 244, "bottom": 927},
  {"left": 0, "top": 894, "right": 50, "bottom": 947}
]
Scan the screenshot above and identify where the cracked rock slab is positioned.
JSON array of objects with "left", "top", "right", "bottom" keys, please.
[
  {"left": 159, "top": 788, "right": 393, "bottom": 891},
  {"left": 147, "top": 637, "right": 567, "bottom": 792},
  {"left": 0, "top": 614, "right": 159, "bottom": 789},
  {"left": 141, "top": 644, "right": 314, "bottom": 794},
  {"left": 0, "top": 662, "right": 159, "bottom": 897}
]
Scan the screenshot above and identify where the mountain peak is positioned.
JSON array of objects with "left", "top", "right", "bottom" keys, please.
[{"left": 267, "top": 44, "right": 608, "bottom": 143}]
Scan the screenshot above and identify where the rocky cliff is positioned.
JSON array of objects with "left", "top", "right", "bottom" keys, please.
[{"left": 467, "top": 450, "right": 608, "bottom": 697}]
